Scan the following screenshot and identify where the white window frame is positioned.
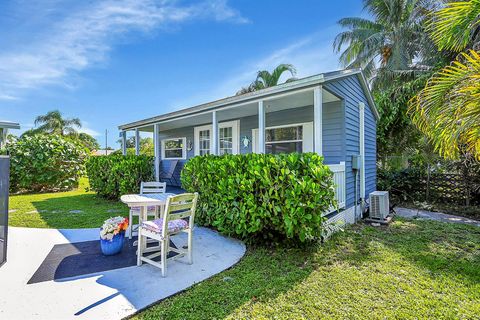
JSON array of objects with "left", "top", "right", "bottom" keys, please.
[
  {"left": 194, "top": 120, "right": 240, "bottom": 156},
  {"left": 161, "top": 137, "right": 187, "bottom": 160},
  {"left": 252, "top": 122, "right": 313, "bottom": 154}
]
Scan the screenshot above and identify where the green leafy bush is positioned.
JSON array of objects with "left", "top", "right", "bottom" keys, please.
[
  {"left": 6, "top": 134, "right": 88, "bottom": 192},
  {"left": 86, "top": 154, "right": 154, "bottom": 199},
  {"left": 181, "top": 153, "right": 336, "bottom": 244}
]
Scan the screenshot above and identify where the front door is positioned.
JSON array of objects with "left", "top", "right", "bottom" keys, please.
[{"left": 194, "top": 120, "right": 240, "bottom": 155}]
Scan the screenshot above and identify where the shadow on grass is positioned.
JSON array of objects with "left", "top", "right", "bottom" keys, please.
[
  {"left": 327, "top": 218, "right": 480, "bottom": 285},
  {"left": 131, "top": 218, "right": 480, "bottom": 319},
  {"left": 31, "top": 194, "right": 128, "bottom": 229},
  {"left": 134, "top": 245, "right": 317, "bottom": 320}
]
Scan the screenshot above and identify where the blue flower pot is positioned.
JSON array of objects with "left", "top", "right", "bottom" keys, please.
[{"left": 100, "top": 232, "right": 125, "bottom": 256}]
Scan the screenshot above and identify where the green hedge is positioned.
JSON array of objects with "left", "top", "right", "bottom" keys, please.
[
  {"left": 181, "top": 153, "right": 336, "bottom": 244},
  {"left": 6, "top": 134, "right": 87, "bottom": 192},
  {"left": 86, "top": 155, "right": 154, "bottom": 199}
]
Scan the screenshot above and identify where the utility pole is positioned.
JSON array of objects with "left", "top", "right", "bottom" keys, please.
[{"left": 105, "top": 129, "right": 108, "bottom": 155}]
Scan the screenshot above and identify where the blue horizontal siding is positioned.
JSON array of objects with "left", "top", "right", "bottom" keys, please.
[{"left": 325, "top": 75, "right": 377, "bottom": 208}]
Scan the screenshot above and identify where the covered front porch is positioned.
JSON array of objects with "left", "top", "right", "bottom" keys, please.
[{"left": 120, "top": 82, "right": 356, "bottom": 213}]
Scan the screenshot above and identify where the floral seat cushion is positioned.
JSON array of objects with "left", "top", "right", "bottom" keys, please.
[
  {"left": 141, "top": 218, "right": 188, "bottom": 236},
  {"left": 130, "top": 206, "right": 157, "bottom": 212}
]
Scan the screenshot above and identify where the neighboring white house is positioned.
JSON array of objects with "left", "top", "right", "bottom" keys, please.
[
  {"left": 0, "top": 121, "right": 20, "bottom": 148},
  {"left": 91, "top": 149, "right": 117, "bottom": 156}
]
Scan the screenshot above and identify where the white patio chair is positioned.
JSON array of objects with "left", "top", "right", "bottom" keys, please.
[
  {"left": 127, "top": 181, "right": 167, "bottom": 239},
  {"left": 137, "top": 192, "right": 198, "bottom": 277}
]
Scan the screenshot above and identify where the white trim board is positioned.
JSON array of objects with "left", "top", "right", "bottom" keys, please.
[{"left": 359, "top": 102, "right": 365, "bottom": 199}]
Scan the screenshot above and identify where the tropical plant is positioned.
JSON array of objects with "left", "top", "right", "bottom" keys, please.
[
  {"left": 333, "top": 0, "right": 437, "bottom": 83},
  {"left": 33, "top": 110, "right": 82, "bottom": 136},
  {"left": 427, "top": 0, "right": 480, "bottom": 52},
  {"left": 374, "top": 73, "right": 431, "bottom": 167},
  {"left": 181, "top": 153, "right": 336, "bottom": 244},
  {"left": 116, "top": 136, "right": 154, "bottom": 155},
  {"left": 6, "top": 134, "right": 88, "bottom": 192},
  {"left": 76, "top": 132, "right": 100, "bottom": 151},
  {"left": 237, "top": 64, "right": 297, "bottom": 95},
  {"left": 410, "top": 50, "right": 480, "bottom": 159},
  {"left": 410, "top": 1, "right": 480, "bottom": 160}
]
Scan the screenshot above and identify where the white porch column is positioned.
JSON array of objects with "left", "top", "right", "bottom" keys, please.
[
  {"left": 212, "top": 111, "right": 218, "bottom": 155},
  {"left": 359, "top": 102, "right": 365, "bottom": 199},
  {"left": 121, "top": 131, "right": 127, "bottom": 156},
  {"left": 258, "top": 100, "right": 265, "bottom": 154},
  {"left": 135, "top": 128, "right": 140, "bottom": 156},
  {"left": 313, "top": 86, "right": 323, "bottom": 155},
  {"left": 154, "top": 123, "right": 160, "bottom": 181}
]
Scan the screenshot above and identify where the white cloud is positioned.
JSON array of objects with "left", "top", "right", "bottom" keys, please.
[
  {"left": 79, "top": 126, "right": 101, "bottom": 137},
  {"left": 0, "top": 0, "right": 247, "bottom": 100}
]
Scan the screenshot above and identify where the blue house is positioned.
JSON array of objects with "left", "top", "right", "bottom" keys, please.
[{"left": 119, "top": 68, "right": 378, "bottom": 224}]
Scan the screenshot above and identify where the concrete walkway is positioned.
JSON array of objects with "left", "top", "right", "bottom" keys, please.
[
  {"left": 395, "top": 207, "right": 480, "bottom": 227},
  {"left": 0, "top": 226, "right": 245, "bottom": 320}
]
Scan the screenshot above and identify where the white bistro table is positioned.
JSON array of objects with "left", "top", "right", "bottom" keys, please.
[{"left": 120, "top": 193, "right": 175, "bottom": 247}]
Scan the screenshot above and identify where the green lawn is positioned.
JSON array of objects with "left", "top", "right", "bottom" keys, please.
[
  {"left": 8, "top": 183, "right": 480, "bottom": 318},
  {"left": 8, "top": 177, "right": 128, "bottom": 228},
  {"left": 134, "top": 219, "right": 480, "bottom": 320}
]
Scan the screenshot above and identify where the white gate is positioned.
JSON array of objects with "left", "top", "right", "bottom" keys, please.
[{"left": 326, "top": 162, "right": 346, "bottom": 213}]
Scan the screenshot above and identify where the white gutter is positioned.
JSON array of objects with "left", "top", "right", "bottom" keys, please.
[{"left": 0, "top": 121, "right": 20, "bottom": 129}]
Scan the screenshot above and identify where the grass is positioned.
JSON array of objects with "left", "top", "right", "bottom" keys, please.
[
  {"left": 133, "top": 219, "right": 480, "bottom": 320},
  {"left": 8, "top": 177, "right": 128, "bottom": 228},
  {"left": 8, "top": 182, "right": 480, "bottom": 318}
]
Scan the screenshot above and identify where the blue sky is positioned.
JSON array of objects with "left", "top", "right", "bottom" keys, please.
[{"left": 0, "top": 0, "right": 366, "bottom": 148}]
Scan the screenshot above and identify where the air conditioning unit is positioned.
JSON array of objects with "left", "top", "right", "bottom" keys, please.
[{"left": 369, "top": 191, "right": 390, "bottom": 220}]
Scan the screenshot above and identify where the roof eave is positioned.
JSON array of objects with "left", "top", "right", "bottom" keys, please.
[
  {"left": 118, "top": 74, "right": 325, "bottom": 130},
  {"left": 0, "top": 121, "right": 20, "bottom": 129},
  {"left": 118, "top": 68, "right": 379, "bottom": 130}
]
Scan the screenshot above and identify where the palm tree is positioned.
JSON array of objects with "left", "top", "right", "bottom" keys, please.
[
  {"left": 34, "top": 110, "right": 82, "bottom": 136},
  {"left": 333, "top": 0, "right": 437, "bottom": 83},
  {"left": 409, "top": 0, "right": 480, "bottom": 160},
  {"left": 237, "top": 64, "right": 297, "bottom": 95}
]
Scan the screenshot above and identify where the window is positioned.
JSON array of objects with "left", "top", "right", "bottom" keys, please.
[
  {"left": 252, "top": 123, "right": 313, "bottom": 154},
  {"left": 219, "top": 126, "right": 233, "bottom": 155},
  {"left": 162, "top": 138, "right": 186, "bottom": 159},
  {"left": 199, "top": 129, "right": 210, "bottom": 156},
  {"left": 265, "top": 125, "right": 303, "bottom": 154}
]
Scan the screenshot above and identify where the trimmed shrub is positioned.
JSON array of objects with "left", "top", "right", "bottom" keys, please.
[
  {"left": 86, "top": 154, "right": 154, "bottom": 199},
  {"left": 181, "top": 153, "right": 336, "bottom": 244},
  {"left": 7, "top": 134, "right": 88, "bottom": 192}
]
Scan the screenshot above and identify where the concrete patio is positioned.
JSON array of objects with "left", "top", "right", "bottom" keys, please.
[{"left": 0, "top": 226, "right": 245, "bottom": 320}]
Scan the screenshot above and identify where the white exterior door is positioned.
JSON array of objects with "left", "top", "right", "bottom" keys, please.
[{"left": 194, "top": 120, "right": 240, "bottom": 155}]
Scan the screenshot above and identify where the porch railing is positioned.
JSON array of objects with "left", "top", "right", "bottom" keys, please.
[{"left": 326, "top": 162, "right": 346, "bottom": 214}]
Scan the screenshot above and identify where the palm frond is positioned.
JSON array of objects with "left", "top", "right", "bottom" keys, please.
[
  {"left": 427, "top": 0, "right": 480, "bottom": 52},
  {"left": 65, "top": 117, "right": 82, "bottom": 129},
  {"left": 409, "top": 50, "right": 480, "bottom": 160},
  {"left": 270, "top": 64, "right": 296, "bottom": 86}
]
